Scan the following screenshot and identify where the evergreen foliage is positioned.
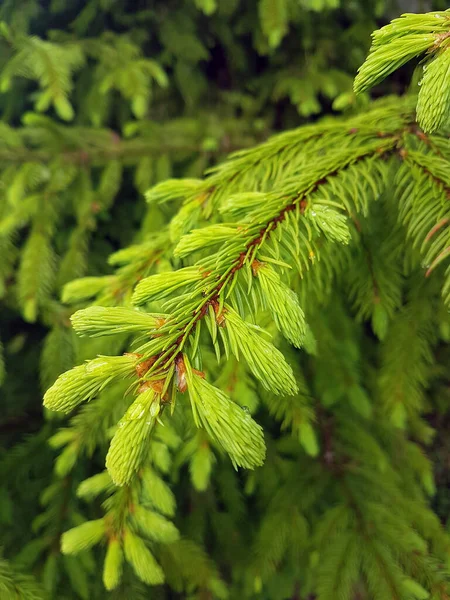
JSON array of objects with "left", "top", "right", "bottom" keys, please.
[
  {"left": 354, "top": 9, "right": 450, "bottom": 133},
  {"left": 3, "top": 2, "right": 450, "bottom": 599}
]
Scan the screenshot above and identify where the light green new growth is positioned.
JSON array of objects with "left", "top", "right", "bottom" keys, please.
[
  {"left": 189, "top": 438, "right": 215, "bottom": 491},
  {"left": 132, "top": 267, "right": 203, "bottom": 305},
  {"left": 131, "top": 505, "right": 180, "bottom": 543},
  {"left": 46, "top": 95, "right": 450, "bottom": 486},
  {"left": 61, "top": 426, "right": 182, "bottom": 591},
  {"left": 141, "top": 466, "right": 176, "bottom": 517},
  {"left": 10, "top": 3, "right": 448, "bottom": 598},
  {"left": 61, "top": 519, "right": 106, "bottom": 554},
  {"left": 39, "top": 20, "right": 450, "bottom": 592},
  {"left": 105, "top": 389, "right": 159, "bottom": 486},
  {"left": 417, "top": 46, "right": 450, "bottom": 133},
  {"left": 185, "top": 356, "right": 266, "bottom": 469},
  {"left": 123, "top": 529, "right": 165, "bottom": 585},
  {"left": 71, "top": 306, "right": 167, "bottom": 337},
  {"left": 224, "top": 307, "right": 298, "bottom": 395},
  {"left": 254, "top": 262, "right": 306, "bottom": 347},
  {"left": 174, "top": 224, "right": 244, "bottom": 258},
  {"left": 43, "top": 354, "right": 137, "bottom": 412},
  {"left": 354, "top": 10, "right": 450, "bottom": 133},
  {"left": 77, "top": 471, "right": 113, "bottom": 500},
  {"left": 103, "top": 538, "right": 123, "bottom": 591},
  {"left": 62, "top": 276, "right": 118, "bottom": 304},
  {"left": 145, "top": 178, "right": 204, "bottom": 205}
]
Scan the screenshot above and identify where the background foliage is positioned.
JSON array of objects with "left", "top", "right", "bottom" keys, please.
[{"left": 2, "top": 1, "right": 450, "bottom": 599}]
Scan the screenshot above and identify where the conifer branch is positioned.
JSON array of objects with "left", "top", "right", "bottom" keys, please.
[
  {"left": 134, "top": 138, "right": 398, "bottom": 373},
  {"left": 0, "top": 129, "right": 254, "bottom": 166},
  {"left": 0, "top": 556, "right": 47, "bottom": 600},
  {"left": 8, "top": 5, "right": 450, "bottom": 598},
  {"left": 40, "top": 84, "right": 450, "bottom": 597},
  {"left": 47, "top": 100, "right": 434, "bottom": 486},
  {"left": 354, "top": 10, "right": 450, "bottom": 133}
]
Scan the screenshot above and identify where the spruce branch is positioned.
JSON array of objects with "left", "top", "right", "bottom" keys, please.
[
  {"left": 354, "top": 10, "right": 450, "bottom": 133},
  {"left": 0, "top": 556, "right": 47, "bottom": 600},
  {"left": 45, "top": 102, "right": 421, "bottom": 482},
  {"left": 396, "top": 144, "right": 450, "bottom": 305},
  {"left": 0, "top": 129, "right": 252, "bottom": 166},
  {"left": 58, "top": 426, "right": 224, "bottom": 594},
  {"left": 184, "top": 354, "right": 266, "bottom": 469},
  {"left": 71, "top": 306, "right": 168, "bottom": 338},
  {"left": 43, "top": 354, "right": 138, "bottom": 413},
  {"left": 105, "top": 389, "right": 160, "bottom": 486},
  {"left": 4, "top": 4, "right": 450, "bottom": 598},
  {"left": 39, "top": 93, "right": 450, "bottom": 596},
  {"left": 133, "top": 137, "right": 397, "bottom": 372}
]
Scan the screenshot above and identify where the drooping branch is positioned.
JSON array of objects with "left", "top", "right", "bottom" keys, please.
[{"left": 134, "top": 137, "right": 399, "bottom": 377}]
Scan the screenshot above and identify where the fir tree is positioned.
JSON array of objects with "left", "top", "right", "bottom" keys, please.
[{"left": 3, "top": 3, "right": 450, "bottom": 600}]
